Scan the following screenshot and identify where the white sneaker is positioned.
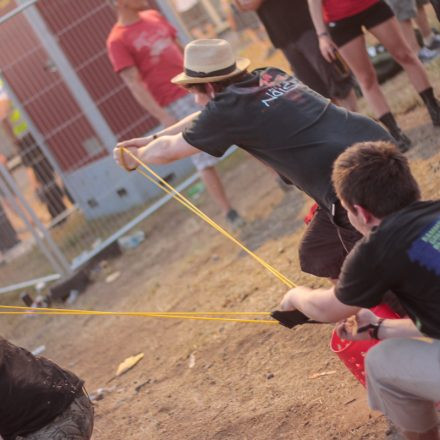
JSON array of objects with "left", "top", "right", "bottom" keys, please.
[
  {"left": 418, "top": 46, "right": 440, "bottom": 63},
  {"left": 426, "top": 34, "right": 440, "bottom": 51}
]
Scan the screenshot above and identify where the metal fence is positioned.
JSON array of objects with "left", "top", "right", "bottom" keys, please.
[{"left": 0, "top": 0, "right": 229, "bottom": 294}]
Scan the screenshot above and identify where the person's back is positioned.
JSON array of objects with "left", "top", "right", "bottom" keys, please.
[
  {"left": 0, "top": 338, "right": 93, "bottom": 440},
  {"left": 337, "top": 200, "right": 440, "bottom": 337},
  {"left": 184, "top": 67, "right": 390, "bottom": 211}
]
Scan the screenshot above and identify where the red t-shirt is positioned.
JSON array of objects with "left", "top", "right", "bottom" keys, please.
[
  {"left": 322, "top": 0, "right": 379, "bottom": 22},
  {"left": 106, "top": 10, "right": 187, "bottom": 107}
]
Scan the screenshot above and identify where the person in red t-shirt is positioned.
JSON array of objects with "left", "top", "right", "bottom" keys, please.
[
  {"left": 107, "top": 0, "right": 244, "bottom": 227},
  {"left": 307, "top": 0, "right": 440, "bottom": 153}
]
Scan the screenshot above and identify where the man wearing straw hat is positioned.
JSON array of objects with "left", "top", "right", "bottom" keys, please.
[
  {"left": 279, "top": 141, "right": 440, "bottom": 440},
  {"left": 114, "top": 38, "right": 395, "bottom": 280}
]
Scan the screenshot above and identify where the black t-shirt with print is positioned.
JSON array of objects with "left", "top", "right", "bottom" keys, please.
[
  {"left": 335, "top": 201, "right": 440, "bottom": 338},
  {"left": 0, "top": 338, "right": 84, "bottom": 440},
  {"left": 257, "top": 0, "right": 313, "bottom": 48},
  {"left": 183, "top": 68, "right": 391, "bottom": 212}
]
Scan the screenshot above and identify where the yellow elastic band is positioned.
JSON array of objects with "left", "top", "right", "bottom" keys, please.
[
  {"left": 122, "top": 147, "right": 296, "bottom": 289},
  {"left": 119, "top": 147, "right": 138, "bottom": 172},
  {"left": 0, "top": 305, "right": 277, "bottom": 325},
  {"left": 0, "top": 149, "right": 299, "bottom": 327},
  {"left": 0, "top": 304, "right": 269, "bottom": 316}
]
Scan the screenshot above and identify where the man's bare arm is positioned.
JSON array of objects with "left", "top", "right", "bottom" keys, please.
[
  {"left": 307, "top": 0, "right": 326, "bottom": 35},
  {"left": 138, "top": 133, "right": 201, "bottom": 164},
  {"left": 337, "top": 310, "right": 422, "bottom": 341},
  {"left": 279, "top": 286, "right": 360, "bottom": 322},
  {"left": 120, "top": 66, "right": 177, "bottom": 127},
  {"left": 373, "top": 318, "right": 422, "bottom": 339},
  {"left": 114, "top": 133, "right": 202, "bottom": 169},
  {"left": 307, "top": 0, "right": 337, "bottom": 61},
  {"left": 111, "top": 111, "right": 201, "bottom": 153}
]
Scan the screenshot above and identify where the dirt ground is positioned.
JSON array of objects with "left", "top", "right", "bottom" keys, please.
[{"left": 3, "top": 56, "right": 440, "bottom": 439}]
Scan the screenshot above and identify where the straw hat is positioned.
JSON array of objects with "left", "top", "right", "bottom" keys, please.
[{"left": 171, "top": 39, "right": 250, "bottom": 85}]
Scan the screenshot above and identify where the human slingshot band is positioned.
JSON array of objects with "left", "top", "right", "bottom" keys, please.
[{"left": 1, "top": 148, "right": 371, "bottom": 333}]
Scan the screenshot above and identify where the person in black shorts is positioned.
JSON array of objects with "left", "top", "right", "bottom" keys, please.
[
  {"left": 234, "top": 0, "right": 357, "bottom": 111},
  {"left": 0, "top": 337, "right": 94, "bottom": 439},
  {"left": 114, "top": 39, "right": 398, "bottom": 280},
  {"left": 308, "top": 0, "right": 440, "bottom": 152},
  {"left": 278, "top": 140, "right": 440, "bottom": 440}
]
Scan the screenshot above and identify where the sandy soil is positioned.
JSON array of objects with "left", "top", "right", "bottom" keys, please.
[{"left": 3, "top": 58, "right": 440, "bottom": 440}]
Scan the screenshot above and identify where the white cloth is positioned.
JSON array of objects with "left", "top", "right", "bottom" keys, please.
[{"left": 173, "top": 0, "right": 198, "bottom": 13}]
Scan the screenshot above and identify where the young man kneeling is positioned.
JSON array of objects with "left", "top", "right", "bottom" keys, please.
[{"left": 279, "top": 141, "right": 440, "bottom": 440}]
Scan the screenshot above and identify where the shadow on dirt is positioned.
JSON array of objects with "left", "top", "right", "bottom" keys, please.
[{"left": 239, "top": 187, "right": 306, "bottom": 252}]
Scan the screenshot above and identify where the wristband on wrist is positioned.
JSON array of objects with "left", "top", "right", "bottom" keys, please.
[
  {"left": 368, "top": 318, "right": 385, "bottom": 340},
  {"left": 317, "top": 31, "right": 329, "bottom": 38}
]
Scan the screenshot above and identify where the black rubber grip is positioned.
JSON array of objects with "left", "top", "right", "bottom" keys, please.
[{"left": 271, "top": 310, "right": 323, "bottom": 329}]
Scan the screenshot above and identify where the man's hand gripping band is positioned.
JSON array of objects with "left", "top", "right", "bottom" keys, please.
[{"left": 119, "top": 147, "right": 138, "bottom": 172}]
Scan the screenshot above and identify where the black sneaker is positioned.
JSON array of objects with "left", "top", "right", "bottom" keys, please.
[
  {"left": 226, "top": 209, "right": 245, "bottom": 229},
  {"left": 390, "top": 129, "right": 412, "bottom": 153},
  {"left": 425, "top": 98, "right": 440, "bottom": 126}
]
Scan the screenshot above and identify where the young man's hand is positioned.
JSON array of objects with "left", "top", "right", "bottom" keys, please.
[
  {"left": 318, "top": 34, "right": 337, "bottom": 63},
  {"left": 278, "top": 288, "right": 300, "bottom": 311},
  {"left": 336, "top": 309, "right": 380, "bottom": 341},
  {"left": 113, "top": 145, "right": 140, "bottom": 171},
  {"left": 117, "top": 136, "right": 156, "bottom": 149}
]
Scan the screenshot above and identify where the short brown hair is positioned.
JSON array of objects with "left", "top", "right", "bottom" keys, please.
[{"left": 332, "top": 141, "right": 420, "bottom": 218}]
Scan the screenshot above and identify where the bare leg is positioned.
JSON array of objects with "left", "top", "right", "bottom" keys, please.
[
  {"left": 397, "top": 19, "right": 420, "bottom": 53},
  {"left": 369, "top": 16, "right": 431, "bottom": 92},
  {"left": 337, "top": 32, "right": 412, "bottom": 149},
  {"left": 338, "top": 34, "right": 391, "bottom": 117},
  {"left": 414, "top": 5, "right": 433, "bottom": 40},
  {"left": 199, "top": 167, "right": 231, "bottom": 215}
]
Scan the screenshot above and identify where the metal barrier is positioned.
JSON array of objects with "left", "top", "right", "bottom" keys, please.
[{"left": 0, "top": 0, "right": 228, "bottom": 294}]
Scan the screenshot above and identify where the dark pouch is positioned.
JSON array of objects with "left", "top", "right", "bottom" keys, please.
[{"left": 271, "top": 310, "right": 322, "bottom": 329}]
